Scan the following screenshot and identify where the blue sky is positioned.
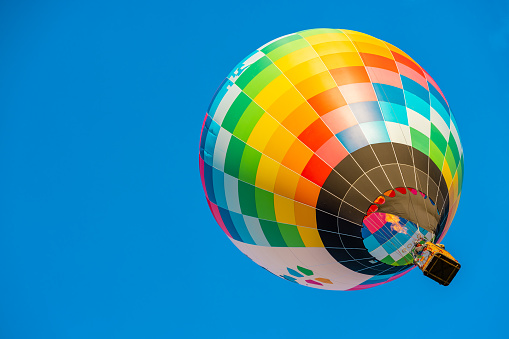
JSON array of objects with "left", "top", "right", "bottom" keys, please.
[{"left": 1, "top": 0, "right": 507, "bottom": 338}]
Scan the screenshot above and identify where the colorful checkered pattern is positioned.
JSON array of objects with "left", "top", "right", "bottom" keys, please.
[{"left": 199, "top": 29, "right": 463, "bottom": 290}]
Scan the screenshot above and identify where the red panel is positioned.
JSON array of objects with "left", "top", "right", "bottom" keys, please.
[
  {"left": 360, "top": 53, "right": 398, "bottom": 73},
  {"left": 301, "top": 154, "right": 332, "bottom": 186},
  {"left": 307, "top": 87, "right": 347, "bottom": 116},
  {"left": 298, "top": 118, "right": 334, "bottom": 152},
  {"left": 395, "top": 187, "right": 407, "bottom": 194},
  {"left": 329, "top": 66, "right": 370, "bottom": 86},
  {"left": 423, "top": 69, "right": 449, "bottom": 106},
  {"left": 315, "top": 136, "right": 349, "bottom": 168},
  {"left": 392, "top": 51, "right": 424, "bottom": 77}
]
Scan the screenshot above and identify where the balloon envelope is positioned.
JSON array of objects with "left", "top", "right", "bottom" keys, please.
[{"left": 199, "top": 29, "right": 463, "bottom": 290}]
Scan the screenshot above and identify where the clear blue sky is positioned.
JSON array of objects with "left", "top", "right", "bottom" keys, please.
[{"left": 1, "top": 1, "right": 507, "bottom": 338}]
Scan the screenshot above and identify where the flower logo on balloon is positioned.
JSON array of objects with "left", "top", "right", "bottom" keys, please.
[{"left": 280, "top": 266, "right": 333, "bottom": 286}]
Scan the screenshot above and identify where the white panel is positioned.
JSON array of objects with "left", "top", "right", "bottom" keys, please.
[
  {"left": 407, "top": 108, "right": 430, "bottom": 137},
  {"left": 450, "top": 118, "right": 463, "bottom": 156},
  {"left": 212, "top": 128, "right": 231, "bottom": 171},
  {"left": 257, "top": 33, "right": 294, "bottom": 50},
  {"left": 223, "top": 173, "right": 241, "bottom": 214},
  {"left": 385, "top": 122, "right": 412, "bottom": 146},
  {"left": 243, "top": 215, "right": 270, "bottom": 247},
  {"left": 212, "top": 84, "right": 241, "bottom": 125},
  {"left": 228, "top": 51, "right": 265, "bottom": 83},
  {"left": 231, "top": 239, "right": 373, "bottom": 290},
  {"left": 430, "top": 107, "right": 450, "bottom": 140}
]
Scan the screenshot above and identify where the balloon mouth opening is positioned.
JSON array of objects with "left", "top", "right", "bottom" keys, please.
[{"left": 361, "top": 188, "right": 437, "bottom": 266}]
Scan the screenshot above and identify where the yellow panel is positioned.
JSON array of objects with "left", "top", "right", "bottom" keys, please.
[
  {"left": 247, "top": 114, "right": 280, "bottom": 151},
  {"left": 281, "top": 139, "right": 314, "bottom": 174},
  {"left": 345, "top": 31, "right": 386, "bottom": 47},
  {"left": 274, "top": 46, "right": 317, "bottom": 72},
  {"left": 353, "top": 41, "right": 393, "bottom": 59},
  {"left": 295, "top": 71, "right": 337, "bottom": 99},
  {"left": 274, "top": 194, "right": 296, "bottom": 225},
  {"left": 263, "top": 126, "right": 296, "bottom": 163},
  {"left": 313, "top": 40, "right": 358, "bottom": 56},
  {"left": 282, "top": 104, "right": 319, "bottom": 136},
  {"left": 442, "top": 161, "right": 453, "bottom": 188},
  {"left": 304, "top": 32, "right": 350, "bottom": 45},
  {"left": 341, "top": 29, "right": 371, "bottom": 37},
  {"left": 253, "top": 74, "right": 294, "bottom": 110},
  {"left": 273, "top": 166, "right": 300, "bottom": 200},
  {"left": 255, "top": 155, "right": 279, "bottom": 192},
  {"left": 297, "top": 226, "right": 324, "bottom": 247},
  {"left": 267, "top": 88, "right": 306, "bottom": 122},
  {"left": 320, "top": 52, "right": 364, "bottom": 69},
  {"left": 284, "top": 57, "right": 329, "bottom": 84},
  {"left": 294, "top": 202, "right": 317, "bottom": 228},
  {"left": 385, "top": 42, "right": 417, "bottom": 63}
]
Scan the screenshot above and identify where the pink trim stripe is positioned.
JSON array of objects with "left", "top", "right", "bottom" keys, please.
[
  {"left": 207, "top": 199, "right": 231, "bottom": 238},
  {"left": 423, "top": 70, "right": 449, "bottom": 107}
]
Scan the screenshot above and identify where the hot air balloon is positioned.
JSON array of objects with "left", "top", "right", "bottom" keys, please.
[{"left": 199, "top": 29, "right": 463, "bottom": 290}]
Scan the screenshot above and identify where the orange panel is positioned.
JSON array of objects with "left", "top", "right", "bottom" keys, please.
[
  {"left": 294, "top": 201, "right": 317, "bottom": 228},
  {"left": 360, "top": 53, "right": 398, "bottom": 73},
  {"left": 294, "top": 176, "right": 321, "bottom": 207},
  {"left": 282, "top": 102, "right": 320, "bottom": 136},
  {"left": 329, "top": 66, "right": 370, "bottom": 86},
  {"left": 281, "top": 139, "right": 314, "bottom": 174},
  {"left": 307, "top": 87, "right": 347, "bottom": 116}
]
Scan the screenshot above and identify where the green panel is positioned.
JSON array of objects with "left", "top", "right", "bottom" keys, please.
[
  {"left": 405, "top": 92, "right": 430, "bottom": 119},
  {"left": 221, "top": 92, "right": 252, "bottom": 133},
  {"left": 278, "top": 223, "right": 305, "bottom": 247},
  {"left": 265, "top": 38, "right": 309, "bottom": 62},
  {"left": 237, "top": 181, "right": 257, "bottom": 217},
  {"left": 255, "top": 187, "right": 276, "bottom": 221},
  {"left": 238, "top": 146, "right": 262, "bottom": 186},
  {"left": 430, "top": 124, "right": 447, "bottom": 154},
  {"left": 448, "top": 133, "right": 460, "bottom": 165},
  {"left": 444, "top": 145, "right": 458, "bottom": 175},
  {"left": 297, "top": 28, "right": 341, "bottom": 37},
  {"left": 396, "top": 255, "right": 412, "bottom": 266},
  {"left": 223, "top": 137, "right": 245, "bottom": 178},
  {"left": 458, "top": 155, "right": 464, "bottom": 194},
  {"left": 261, "top": 34, "right": 302, "bottom": 54},
  {"left": 233, "top": 102, "right": 265, "bottom": 142},
  {"left": 235, "top": 56, "right": 272, "bottom": 90},
  {"left": 259, "top": 220, "right": 286, "bottom": 247},
  {"left": 410, "top": 128, "right": 429, "bottom": 156},
  {"left": 243, "top": 63, "right": 282, "bottom": 98},
  {"left": 429, "top": 142, "right": 445, "bottom": 171},
  {"left": 381, "top": 255, "right": 395, "bottom": 265}
]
